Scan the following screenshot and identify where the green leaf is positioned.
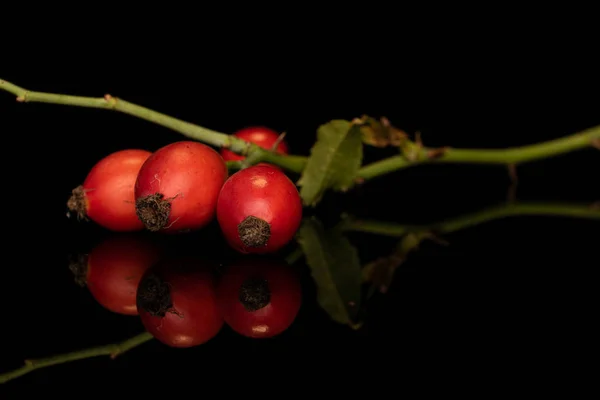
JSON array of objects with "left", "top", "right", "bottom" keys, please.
[
  {"left": 296, "top": 217, "right": 362, "bottom": 328},
  {"left": 297, "top": 120, "right": 363, "bottom": 206}
]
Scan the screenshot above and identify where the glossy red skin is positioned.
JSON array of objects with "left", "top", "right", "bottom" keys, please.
[
  {"left": 217, "top": 259, "right": 302, "bottom": 338},
  {"left": 82, "top": 149, "right": 152, "bottom": 231},
  {"left": 220, "top": 126, "right": 289, "bottom": 162},
  {"left": 137, "top": 260, "right": 224, "bottom": 348},
  {"left": 85, "top": 234, "right": 161, "bottom": 315},
  {"left": 134, "top": 141, "right": 228, "bottom": 233},
  {"left": 216, "top": 164, "right": 303, "bottom": 254}
]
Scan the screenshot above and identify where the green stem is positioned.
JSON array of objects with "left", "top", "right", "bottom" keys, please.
[
  {"left": 0, "top": 331, "right": 153, "bottom": 385},
  {"left": 357, "top": 125, "right": 600, "bottom": 181},
  {"left": 3, "top": 79, "right": 597, "bottom": 181},
  {"left": 0, "top": 79, "right": 307, "bottom": 174},
  {"left": 343, "top": 202, "right": 600, "bottom": 237}
]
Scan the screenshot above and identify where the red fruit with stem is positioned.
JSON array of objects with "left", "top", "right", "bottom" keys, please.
[
  {"left": 136, "top": 257, "right": 224, "bottom": 348},
  {"left": 134, "top": 141, "right": 228, "bottom": 233},
  {"left": 220, "top": 126, "right": 288, "bottom": 162},
  {"left": 216, "top": 164, "right": 303, "bottom": 254},
  {"left": 70, "top": 234, "right": 162, "bottom": 315},
  {"left": 67, "top": 149, "right": 152, "bottom": 232},
  {"left": 217, "top": 257, "right": 302, "bottom": 338}
]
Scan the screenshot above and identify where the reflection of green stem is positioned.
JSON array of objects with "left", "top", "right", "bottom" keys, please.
[
  {"left": 2, "top": 79, "right": 598, "bottom": 182},
  {"left": 0, "top": 332, "right": 153, "bottom": 385},
  {"left": 344, "top": 202, "right": 600, "bottom": 237}
]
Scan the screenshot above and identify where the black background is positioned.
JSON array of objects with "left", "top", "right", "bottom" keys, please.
[{"left": 1, "top": 32, "right": 599, "bottom": 390}]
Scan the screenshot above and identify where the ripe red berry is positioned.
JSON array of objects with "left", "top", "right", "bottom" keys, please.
[
  {"left": 134, "top": 141, "right": 228, "bottom": 233},
  {"left": 216, "top": 164, "right": 303, "bottom": 254},
  {"left": 70, "top": 234, "right": 161, "bottom": 315},
  {"left": 136, "top": 257, "right": 224, "bottom": 348},
  {"left": 67, "top": 149, "right": 152, "bottom": 231},
  {"left": 220, "top": 126, "right": 288, "bottom": 162},
  {"left": 217, "top": 257, "right": 302, "bottom": 338}
]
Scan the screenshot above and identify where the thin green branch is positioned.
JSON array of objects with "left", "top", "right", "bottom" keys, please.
[
  {"left": 2, "top": 78, "right": 597, "bottom": 182},
  {"left": 0, "top": 331, "right": 153, "bottom": 385},
  {"left": 342, "top": 202, "right": 600, "bottom": 237},
  {"left": 0, "top": 79, "right": 307, "bottom": 174},
  {"left": 357, "top": 125, "right": 600, "bottom": 181}
]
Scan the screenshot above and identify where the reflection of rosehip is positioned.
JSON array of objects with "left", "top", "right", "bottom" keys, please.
[
  {"left": 217, "top": 257, "right": 302, "bottom": 338},
  {"left": 134, "top": 141, "right": 228, "bottom": 233},
  {"left": 70, "top": 234, "right": 161, "bottom": 315},
  {"left": 136, "top": 257, "right": 223, "bottom": 348},
  {"left": 216, "top": 164, "right": 303, "bottom": 254},
  {"left": 67, "top": 149, "right": 152, "bottom": 231},
  {"left": 220, "top": 126, "right": 288, "bottom": 162}
]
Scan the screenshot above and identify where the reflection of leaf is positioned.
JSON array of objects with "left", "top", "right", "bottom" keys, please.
[
  {"left": 297, "top": 120, "right": 363, "bottom": 207},
  {"left": 296, "top": 217, "right": 362, "bottom": 328},
  {"left": 356, "top": 115, "right": 408, "bottom": 147},
  {"left": 362, "top": 232, "right": 443, "bottom": 298}
]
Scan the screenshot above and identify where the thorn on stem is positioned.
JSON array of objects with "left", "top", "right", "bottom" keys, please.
[
  {"left": 591, "top": 202, "right": 600, "bottom": 211},
  {"left": 508, "top": 164, "right": 518, "bottom": 183},
  {"left": 592, "top": 138, "right": 600, "bottom": 150},
  {"left": 270, "top": 132, "right": 287, "bottom": 152},
  {"left": 427, "top": 147, "right": 449, "bottom": 160},
  {"left": 104, "top": 94, "right": 117, "bottom": 107},
  {"left": 16, "top": 95, "right": 26, "bottom": 102},
  {"left": 414, "top": 131, "right": 423, "bottom": 148},
  {"left": 427, "top": 232, "right": 449, "bottom": 246},
  {"left": 507, "top": 164, "right": 518, "bottom": 203}
]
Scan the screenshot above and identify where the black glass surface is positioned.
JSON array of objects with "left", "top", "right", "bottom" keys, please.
[{"left": 1, "top": 66, "right": 598, "bottom": 390}]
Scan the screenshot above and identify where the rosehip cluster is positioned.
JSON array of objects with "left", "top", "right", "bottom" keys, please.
[
  {"left": 67, "top": 126, "right": 303, "bottom": 254},
  {"left": 73, "top": 235, "right": 302, "bottom": 346},
  {"left": 68, "top": 126, "right": 305, "bottom": 346}
]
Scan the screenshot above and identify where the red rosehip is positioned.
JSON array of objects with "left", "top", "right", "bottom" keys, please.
[
  {"left": 217, "top": 257, "right": 302, "bottom": 338},
  {"left": 67, "top": 149, "right": 152, "bottom": 231},
  {"left": 70, "top": 234, "right": 162, "bottom": 315},
  {"left": 216, "top": 164, "right": 303, "bottom": 254},
  {"left": 220, "top": 126, "right": 288, "bottom": 162},
  {"left": 134, "top": 141, "right": 228, "bottom": 233},
  {"left": 136, "top": 257, "right": 224, "bottom": 348}
]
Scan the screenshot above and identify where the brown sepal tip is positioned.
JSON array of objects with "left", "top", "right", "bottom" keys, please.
[
  {"left": 67, "top": 185, "right": 88, "bottom": 221},
  {"left": 239, "top": 276, "right": 271, "bottom": 311},
  {"left": 136, "top": 193, "right": 172, "bottom": 232},
  {"left": 238, "top": 215, "right": 271, "bottom": 248},
  {"left": 136, "top": 272, "right": 173, "bottom": 317}
]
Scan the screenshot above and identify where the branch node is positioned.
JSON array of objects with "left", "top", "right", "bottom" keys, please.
[
  {"left": 16, "top": 94, "right": 26, "bottom": 102},
  {"left": 592, "top": 138, "right": 600, "bottom": 150}
]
